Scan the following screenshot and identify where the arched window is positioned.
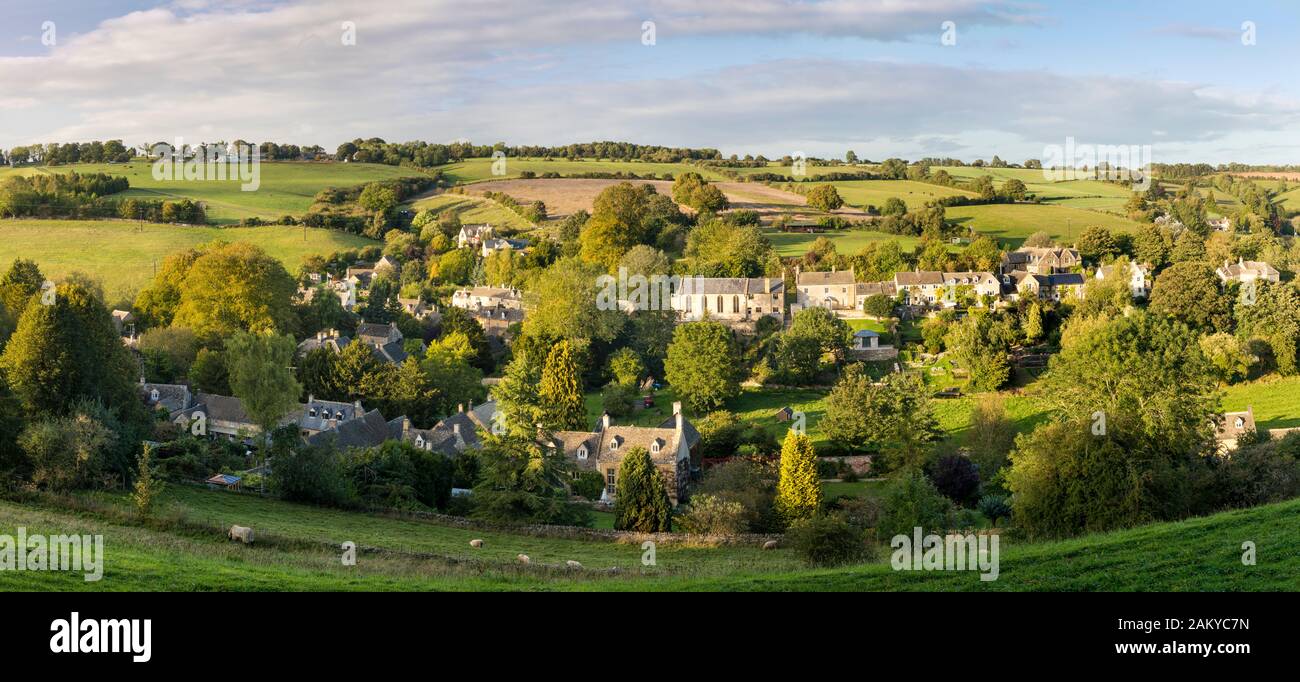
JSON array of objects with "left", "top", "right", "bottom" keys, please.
[
  {"left": 733, "top": 296, "right": 740, "bottom": 313},
  {"left": 716, "top": 295, "right": 723, "bottom": 313}
]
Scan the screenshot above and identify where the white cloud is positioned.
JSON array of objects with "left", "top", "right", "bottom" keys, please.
[{"left": 1, "top": 0, "right": 1296, "bottom": 163}]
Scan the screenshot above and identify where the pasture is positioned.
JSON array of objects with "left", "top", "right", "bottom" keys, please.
[
  {"left": 944, "top": 203, "right": 1143, "bottom": 246},
  {"left": 0, "top": 219, "right": 374, "bottom": 301},
  {"left": 7, "top": 161, "right": 422, "bottom": 224}
]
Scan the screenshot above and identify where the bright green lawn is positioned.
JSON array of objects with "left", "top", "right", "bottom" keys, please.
[
  {"left": 6, "top": 486, "right": 1298, "bottom": 591},
  {"left": 1221, "top": 375, "right": 1300, "bottom": 430},
  {"left": 945, "top": 203, "right": 1143, "bottom": 247},
  {"left": 0, "top": 219, "right": 374, "bottom": 301},
  {"left": 13, "top": 162, "right": 420, "bottom": 224},
  {"left": 762, "top": 228, "right": 923, "bottom": 257}
]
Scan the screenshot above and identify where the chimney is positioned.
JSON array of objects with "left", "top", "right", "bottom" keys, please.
[
  {"left": 402, "top": 417, "right": 410, "bottom": 435},
  {"left": 354, "top": 400, "right": 363, "bottom": 414},
  {"left": 672, "top": 401, "right": 683, "bottom": 431},
  {"left": 453, "top": 423, "right": 460, "bottom": 436},
  {"left": 457, "top": 403, "right": 464, "bottom": 413},
  {"left": 601, "top": 412, "right": 611, "bottom": 430},
  {"left": 307, "top": 393, "right": 314, "bottom": 405}
]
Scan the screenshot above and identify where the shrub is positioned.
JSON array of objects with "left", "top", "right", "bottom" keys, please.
[
  {"left": 977, "top": 494, "right": 1012, "bottom": 527},
  {"left": 926, "top": 454, "right": 981, "bottom": 507},
  {"left": 601, "top": 382, "right": 637, "bottom": 418},
  {"left": 677, "top": 494, "right": 749, "bottom": 535},
  {"left": 695, "top": 459, "right": 781, "bottom": 533},
  {"left": 877, "top": 470, "right": 954, "bottom": 539},
  {"left": 786, "top": 514, "right": 872, "bottom": 567},
  {"left": 571, "top": 469, "right": 605, "bottom": 501},
  {"left": 271, "top": 443, "right": 355, "bottom": 508}
]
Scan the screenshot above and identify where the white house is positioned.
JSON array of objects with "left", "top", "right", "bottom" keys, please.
[{"left": 1095, "top": 262, "right": 1151, "bottom": 298}]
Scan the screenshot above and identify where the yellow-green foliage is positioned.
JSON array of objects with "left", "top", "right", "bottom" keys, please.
[{"left": 776, "top": 431, "right": 821, "bottom": 522}]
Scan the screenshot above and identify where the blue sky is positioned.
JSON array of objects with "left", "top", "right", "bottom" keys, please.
[{"left": 2, "top": 0, "right": 1298, "bottom": 163}]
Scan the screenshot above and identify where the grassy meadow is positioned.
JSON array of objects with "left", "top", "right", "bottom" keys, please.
[
  {"left": 4, "top": 482, "right": 1296, "bottom": 591},
  {"left": 7, "top": 161, "right": 423, "bottom": 224},
  {"left": 0, "top": 219, "right": 374, "bottom": 301}
]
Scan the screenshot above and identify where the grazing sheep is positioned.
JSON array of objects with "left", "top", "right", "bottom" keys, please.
[
  {"left": 762, "top": 540, "right": 778, "bottom": 550},
  {"left": 228, "top": 525, "right": 254, "bottom": 544},
  {"left": 565, "top": 560, "right": 582, "bottom": 569},
  {"left": 469, "top": 539, "right": 483, "bottom": 548},
  {"left": 517, "top": 554, "right": 530, "bottom": 564}
]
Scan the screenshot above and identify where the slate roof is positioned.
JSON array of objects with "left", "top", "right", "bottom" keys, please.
[
  {"left": 855, "top": 281, "right": 895, "bottom": 297},
  {"left": 306, "top": 409, "right": 402, "bottom": 450},
  {"left": 141, "top": 382, "right": 192, "bottom": 414},
  {"left": 797, "top": 270, "right": 855, "bottom": 286},
  {"left": 676, "top": 277, "right": 783, "bottom": 296},
  {"left": 895, "top": 271, "right": 944, "bottom": 286}
]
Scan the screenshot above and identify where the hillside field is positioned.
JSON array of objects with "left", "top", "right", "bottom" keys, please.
[
  {"left": 4, "top": 162, "right": 422, "bottom": 224},
  {"left": 3, "top": 482, "right": 1295, "bottom": 591},
  {"left": 0, "top": 219, "right": 374, "bottom": 301}
]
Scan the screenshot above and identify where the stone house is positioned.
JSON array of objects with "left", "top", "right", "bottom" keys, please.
[
  {"left": 1000, "top": 246, "right": 1081, "bottom": 274},
  {"left": 671, "top": 277, "right": 784, "bottom": 329},
  {"left": 450, "top": 286, "right": 523, "bottom": 311},
  {"left": 355, "top": 322, "right": 409, "bottom": 364},
  {"left": 457, "top": 224, "right": 494, "bottom": 249},
  {"left": 795, "top": 269, "right": 857, "bottom": 311},
  {"left": 1005, "top": 271, "right": 1086, "bottom": 302},
  {"left": 1094, "top": 262, "right": 1151, "bottom": 298},
  {"left": 1215, "top": 258, "right": 1280, "bottom": 286},
  {"left": 548, "top": 402, "right": 699, "bottom": 505},
  {"left": 1214, "top": 407, "right": 1256, "bottom": 455},
  {"left": 894, "top": 271, "right": 999, "bottom": 307}
]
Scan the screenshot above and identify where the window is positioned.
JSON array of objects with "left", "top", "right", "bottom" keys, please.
[
  {"left": 651, "top": 441, "right": 661, "bottom": 454},
  {"left": 732, "top": 296, "right": 739, "bottom": 313},
  {"left": 606, "top": 468, "right": 616, "bottom": 494},
  {"left": 309, "top": 408, "right": 317, "bottom": 417},
  {"left": 1235, "top": 417, "right": 1245, "bottom": 428},
  {"left": 335, "top": 411, "right": 345, "bottom": 420},
  {"left": 716, "top": 295, "right": 723, "bottom": 313},
  {"left": 577, "top": 446, "right": 587, "bottom": 460}
]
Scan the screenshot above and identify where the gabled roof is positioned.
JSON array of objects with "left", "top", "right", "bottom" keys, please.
[
  {"left": 191, "top": 392, "right": 254, "bottom": 425},
  {"left": 798, "top": 270, "right": 855, "bottom": 286},
  {"left": 676, "top": 277, "right": 783, "bottom": 296},
  {"left": 306, "top": 409, "right": 401, "bottom": 450},
  {"left": 895, "top": 271, "right": 944, "bottom": 286}
]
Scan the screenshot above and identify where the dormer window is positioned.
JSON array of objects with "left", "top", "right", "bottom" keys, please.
[
  {"left": 415, "top": 435, "right": 425, "bottom": 447},
  {"left": 150, "top": 389, "right": 160, "bottom": 402},
  {"left": 335, "top": 410, "right": 345, "bottom": 420},
  {"left": 651, "top": 441, "right": 661, "bottom": 454},
  {"left": 309, "top": 408, "right": 317, "bottom": 418},
  {"left": 577, "top": 445, "right": 588, "bottom": 460},
  {"left": 1235, "top": 417, "right": 1245, "bottom": 429}
]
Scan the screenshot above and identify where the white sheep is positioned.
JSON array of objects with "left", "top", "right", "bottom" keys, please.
[
  {"left": 517, "top": 554, "right": 530, "bottom": 564},
  {"left": 469, "top": 539, "right": 483, "bottom": 548},
  {"left": 228, "top": 525, "right": 254, "bottom": 544},
  {"left": 565, "top": 560, "right": 582, "bottom": 569},
  {"left": 762, "top": 540, "right": 778, "bottom": 550}
]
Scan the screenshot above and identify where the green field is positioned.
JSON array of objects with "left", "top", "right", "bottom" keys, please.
[
  {"left": 409, "top": 192, "right": 533, "bottom": 230},
  {"left": 1221, "top": 375, "right": 1300, "bottom": 430},
  {"left": 763, "top": 228, "right": 923, "bottom": 257},
  {"left": 8, "top": 162, "right": 421, "bottom": 224},
  {"left": 945, "top": 203, "right": 1143, "bottom": 246},
  {"left": 0, "top": 219, "right": 374, "bottom": 301},
  {"left": 830, "top": 179, "right": 977, "bottom": 209},
  {"left": 4, "top": 483, "right": 1296, "bottom": 591}
]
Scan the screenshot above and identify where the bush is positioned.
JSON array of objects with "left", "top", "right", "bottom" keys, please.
[
  {"left": 601, "top": 382, "right": 637, "bottom": 419},
  {"left": 816, "top": 458, "right": 840, "bottom": 479},
  {"left": 977, "top": 494, "right": 1012, "bottom": 527},
  {"left": 926, "top": 454, "right": 981, "bottom": 507},
  {"left": 786, "top": 514, "right": 872, "bottom": 567},
  {"left": 695, "top": 459, "right": 781, "bottom": 533},
  {"left": 270, "top": 442, "right": 355, "bottom": 508},
  {"left": 877, "top": 471, "right": 954, "bottom": 539},
  {"left": 571, "top": 469, "right": 605, "bottom": 501},
  {"left": 677, "top": 494, "right": 749, "bottom": 535}
]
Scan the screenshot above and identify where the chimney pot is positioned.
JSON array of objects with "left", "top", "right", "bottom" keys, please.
[{"left": 601, "top": 413, "right": 611, "bottom": 430}]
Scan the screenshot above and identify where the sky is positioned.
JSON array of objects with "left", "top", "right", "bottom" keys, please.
[{"left": 2, "top": 0, "right": 1299, "bottom": 164}]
